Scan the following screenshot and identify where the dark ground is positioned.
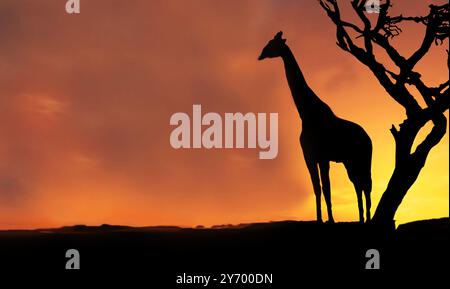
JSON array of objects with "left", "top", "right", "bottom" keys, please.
[{"left": 0, "top": 218, "right": 448, "bottom": 286}]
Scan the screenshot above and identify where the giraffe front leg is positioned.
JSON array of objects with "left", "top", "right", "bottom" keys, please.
[{"left": 305, "top": 158, "right": 322, "bottom": 223}]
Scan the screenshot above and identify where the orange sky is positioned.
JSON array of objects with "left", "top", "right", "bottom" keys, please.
[{"left": 0, "top": 0, "right": 448, "bottom": 229}]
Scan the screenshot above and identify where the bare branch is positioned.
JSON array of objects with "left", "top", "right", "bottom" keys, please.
[
  {"left": 319, "top": 0, "right": 423, "bottom": 116},
  {"left": 389, "top": 124, "right": 399, "bottom": 140},
  {"left": 373, "top": 0, "right": 391, "bottom": 34},
  {"left": 371, "top": 3, "right": 448, "bottom": 77},
  {"left": 413, "top": 113, "right": 447, "bottom": 166},
  {"left": 408, "top": 4, "right": 449, "bottom": 68},
  {"left": 435, "top": 81, "right": 449, "bottom": 94},
  {"left": 319, "top": 0, "right": 364, "bottom": 34},
  {"left": 319, "top": 0, "right": 362, "bottom": 52},
  {"left": 351, "top": 0, "right": 373, "bottom": 55},
  {"left": 420, "top": 90, "right": 450, "bottom": 121},
  {"left": 372, "top": 33, "right": 407, "bottom": 67}
]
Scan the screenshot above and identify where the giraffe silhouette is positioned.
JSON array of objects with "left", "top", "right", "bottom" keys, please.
[{"left": 259, "top": 31, "right": 373, "bottom": 223}]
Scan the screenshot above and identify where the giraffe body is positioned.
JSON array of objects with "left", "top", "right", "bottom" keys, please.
[{"left": 259, "top": 31, "right": 372, "bottom": 223}]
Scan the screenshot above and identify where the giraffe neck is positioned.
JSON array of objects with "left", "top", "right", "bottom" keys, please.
[{"left": 280, "top": 45, "right": 330, "bottom": 120}]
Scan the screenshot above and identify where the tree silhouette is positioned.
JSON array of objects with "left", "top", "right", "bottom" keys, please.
[{"left": 319, "top": 0, "right": 449, "bottom": 227}]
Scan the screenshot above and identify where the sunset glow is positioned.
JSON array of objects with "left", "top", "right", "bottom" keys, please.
[{"left": 0, "top": 0, "right": 448, "bottom": 229}]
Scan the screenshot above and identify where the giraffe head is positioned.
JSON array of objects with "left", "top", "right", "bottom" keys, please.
[{"left": 258, "top": 31, "right": 287, "bottom": 61}]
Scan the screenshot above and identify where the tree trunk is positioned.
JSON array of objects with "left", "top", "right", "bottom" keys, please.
[
  {"left": 372, "top": 117, "right": 440, "bottom": 227},
  {"left": 372, "top": 161, "right": 422, "bottom": 227},
  {"left": 372, "top": 120, "right": 419, "bottom": 227}
]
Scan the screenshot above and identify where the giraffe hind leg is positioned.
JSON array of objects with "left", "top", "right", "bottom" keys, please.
[
  {"left": 345, "top": 162, "right": 365, "bottom": 223},
  {"left": 355, "top": 186, "right": 364, "bottom": 223},
  {"left": 364, "top": 187, "right": 372, "bottom": 223},
  {"left": 319, "top": 162, "right": 334, "bottom": 223}
]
